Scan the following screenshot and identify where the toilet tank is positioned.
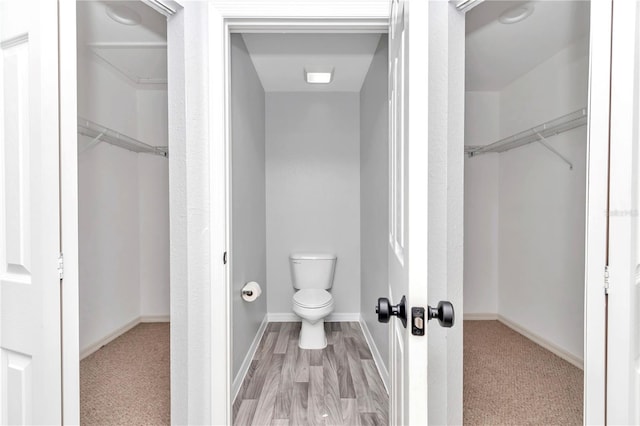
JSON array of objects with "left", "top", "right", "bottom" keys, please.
[{"left": 289, "top": 253, "right": 337, "bottom": 290}]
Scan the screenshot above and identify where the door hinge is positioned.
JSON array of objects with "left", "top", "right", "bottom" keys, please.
[
  {"left": 58, "top": 253, "right": 64, "bottom": 280},
  {"left": 604, "top": 265, "right": 610, "bottom": 294}
]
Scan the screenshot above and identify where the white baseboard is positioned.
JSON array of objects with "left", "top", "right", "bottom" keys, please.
[
  {"left": 232, "top": 315, "right": 269, "bottom": 402},
  {"left": 328, "top": 313, "right": 360, "bottom": 322},
  {"left": 267, "top": 313, "right": 300, "bottom": 322},
  {"left": 140, "top": 315, "right": 170, "bottom": 323},
  {"left": 80, "top": 317, "right": 140, "bottom": 360},
  {"left": 464, "top": 313, "right": 499, "bottom": 320},
  {"left": 267, "top": 312, "right": 361, "bottom": 322},
  {"left": 497, "top": 314, "right": 584, "bottom": 370},
  {"left": 80, "top": 315, "right": 170, "bottom": 360},
  {"left": 359, "top": 315, "right": 389, "bottom": 393}
]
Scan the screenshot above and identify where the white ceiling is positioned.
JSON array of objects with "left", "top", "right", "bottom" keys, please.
[
  {"left": 241, "top": 33, "right": 382, "bottom": 92},
  {"left": 77, "top": 1, "right": 167, "bottom": 86},
  {"left": 76, "top": 0, "right": 588, "bottom": 93},
  {"left": 466, "top": 0, "right": 590, "bottom": 91}
]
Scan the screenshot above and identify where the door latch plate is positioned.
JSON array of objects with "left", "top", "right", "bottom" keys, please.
[{"left": 411, "top": 307, "right": 425, "bottom": 336}]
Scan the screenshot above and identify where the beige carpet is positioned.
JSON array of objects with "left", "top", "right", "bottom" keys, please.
[
  {"left": 464, "top": 320, "right": 583, "bottom": 425},
  {"left": 80, "top": 320, "right": 581, "bottom": 425},
  {"left": 80, "top": 322, "right": 170, "bottom": 425}
]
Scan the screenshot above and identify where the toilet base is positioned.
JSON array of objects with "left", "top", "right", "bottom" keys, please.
[{"left": 298, "top": 320, "right": 327, "bottom": 350}]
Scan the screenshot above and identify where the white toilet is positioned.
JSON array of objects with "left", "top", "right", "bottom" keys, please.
[{"left": 290, "top": 253, "right": 336, "bottom": 349}]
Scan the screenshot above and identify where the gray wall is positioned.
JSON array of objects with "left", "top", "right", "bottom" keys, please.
[
  {"left": 359, "top": 37, "right": 389, "bottom": 368},
  {"left": 231, "top": 34, "right": 267, "bottom": 378},
  {"left": 266, "top": 92, "right": 361, "bottom": 315},
  {"left": 464, "top": 91, "right": 499, "bottom": 315},
  {"left": 497, "top": 39, "right": 588, "bottom": 362}
]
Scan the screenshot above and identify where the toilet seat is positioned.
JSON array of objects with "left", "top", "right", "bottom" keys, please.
[{"left": 293, "top": 289, "right": 333, "bottom": 309}]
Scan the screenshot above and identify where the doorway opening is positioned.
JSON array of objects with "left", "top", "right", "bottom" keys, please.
[
  {"left": 463, "top": 1, "right": 590, "bottom": 423},
  {"left": 76, "top": 1, "right": 170, "bottom": 423},
  {"left": 228, "top": 31, "right": 391, "bottom": 425}
]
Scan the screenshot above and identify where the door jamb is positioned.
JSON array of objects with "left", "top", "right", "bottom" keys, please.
[
  {"left": 59, "top": 0, "right": 79, "bottom": 423},
  {"left": 605, "top": 0, "right": 640, "bottom": 422},
  {"left": 584, "top": 1, "right": 612, "bottom": 423}
]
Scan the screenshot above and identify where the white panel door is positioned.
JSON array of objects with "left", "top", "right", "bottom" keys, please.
[
  {"left": 607, "top": 0, "right": 640, "bottom": 423},
  {"left": 387, "top": 0, "right": 408, "bottom": 420},
  {"left": 387, "top": 1, "right": 411, "bottom": 423},
  {"left": 0, "top": 0, "right": 62, "bottom": 424},
  {"left": 386, "top": 1, "right": 463, "bottom": 424}
]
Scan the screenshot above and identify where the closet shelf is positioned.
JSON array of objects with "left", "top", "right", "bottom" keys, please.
[
  {"left": 465, "top": 108, "right": 587, "bottom": 159},
  {"left": 77, "top": 117, "right": 168, "bottom": 157}
]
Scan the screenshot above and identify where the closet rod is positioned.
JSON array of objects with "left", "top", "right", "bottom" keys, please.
[
  {"left": 465, "top": 108, "right": 587, "bottom": 158},
  {"left": 77, "top": 117, "right": 168, "bottom": 157}
]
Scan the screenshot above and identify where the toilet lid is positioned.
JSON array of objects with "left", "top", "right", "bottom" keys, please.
[{"left": 293, "top": 289, "right": 333, "bottom": 308}]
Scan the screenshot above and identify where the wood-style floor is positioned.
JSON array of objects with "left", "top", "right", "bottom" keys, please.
[{"left": 233, "top": 321, "right": 389, "bottom": 426}]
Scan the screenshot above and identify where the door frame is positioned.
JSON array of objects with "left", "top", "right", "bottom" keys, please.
[
  {"left": 58, "top": 0, "right": 193, "bottom": 423},
  {"left": 583, "top": 0, "right": 613, "bottom": 423},
  {"left": 208, "top": 2, "right": 388, "bottom": 424},
  {"left": 59, "top": 0, "right": 79, "bottom": 423},
  {"left": 605, "top": 0, "right": 640, "bottom": 423}
]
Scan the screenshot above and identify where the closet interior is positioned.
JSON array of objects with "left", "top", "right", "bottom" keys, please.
[
  {"left": 464, "top": 0, "right": 590, "bottom": 422},
  {"left": 76, "top": 1, "right": 169, "bottom": 423}
]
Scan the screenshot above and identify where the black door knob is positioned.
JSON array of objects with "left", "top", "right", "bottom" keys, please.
[
  {"left": 376, "top": 296, "right": 407, "bottom": 328},
  {"left": 427, "top": 301, "right": 455, "bottom": 328}
]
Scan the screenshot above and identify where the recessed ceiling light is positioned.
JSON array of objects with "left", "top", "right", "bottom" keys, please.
[
  {"left": 498, "top": 4, "right": 534, "bottom": 24},
  {"left": 105, "top": 4, "right": 142, "bottom": 26},
  {"left": 305, "top": 70, "right": 333, "bottom": 84}
]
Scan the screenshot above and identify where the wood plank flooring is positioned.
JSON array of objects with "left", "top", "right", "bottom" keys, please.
[{"left": 233, "top": 322, "right": 388, "bottom": 426}]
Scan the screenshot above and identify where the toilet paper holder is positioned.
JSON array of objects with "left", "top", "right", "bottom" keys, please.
[{"left": 241, "top": 281, "right": 262, "bottom": 302}]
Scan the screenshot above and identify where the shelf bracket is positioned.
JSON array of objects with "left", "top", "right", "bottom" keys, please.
[
  {"left": 534, "top": 131, "right": 573, "bottom": 170},
  {"left": 155, "top": 146, "right": 169, "bottom": 157},
  {"left": 79, "top": 131, "right": 106, "bottom": 154}
]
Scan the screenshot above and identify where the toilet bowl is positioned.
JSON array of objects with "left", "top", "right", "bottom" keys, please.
[{"left": 290, "top": 253, "right": 336, "bottom": 349}]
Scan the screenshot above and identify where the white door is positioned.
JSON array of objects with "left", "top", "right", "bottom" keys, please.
[
  {"left": 386, "top": 1, "right": 464, "bottom": 424},
  {"left": 607, "top": 0, "right": 640, "bottom": 423},
  {"left": 0, "top": 0, "right": 62, "bottom": 423}
]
